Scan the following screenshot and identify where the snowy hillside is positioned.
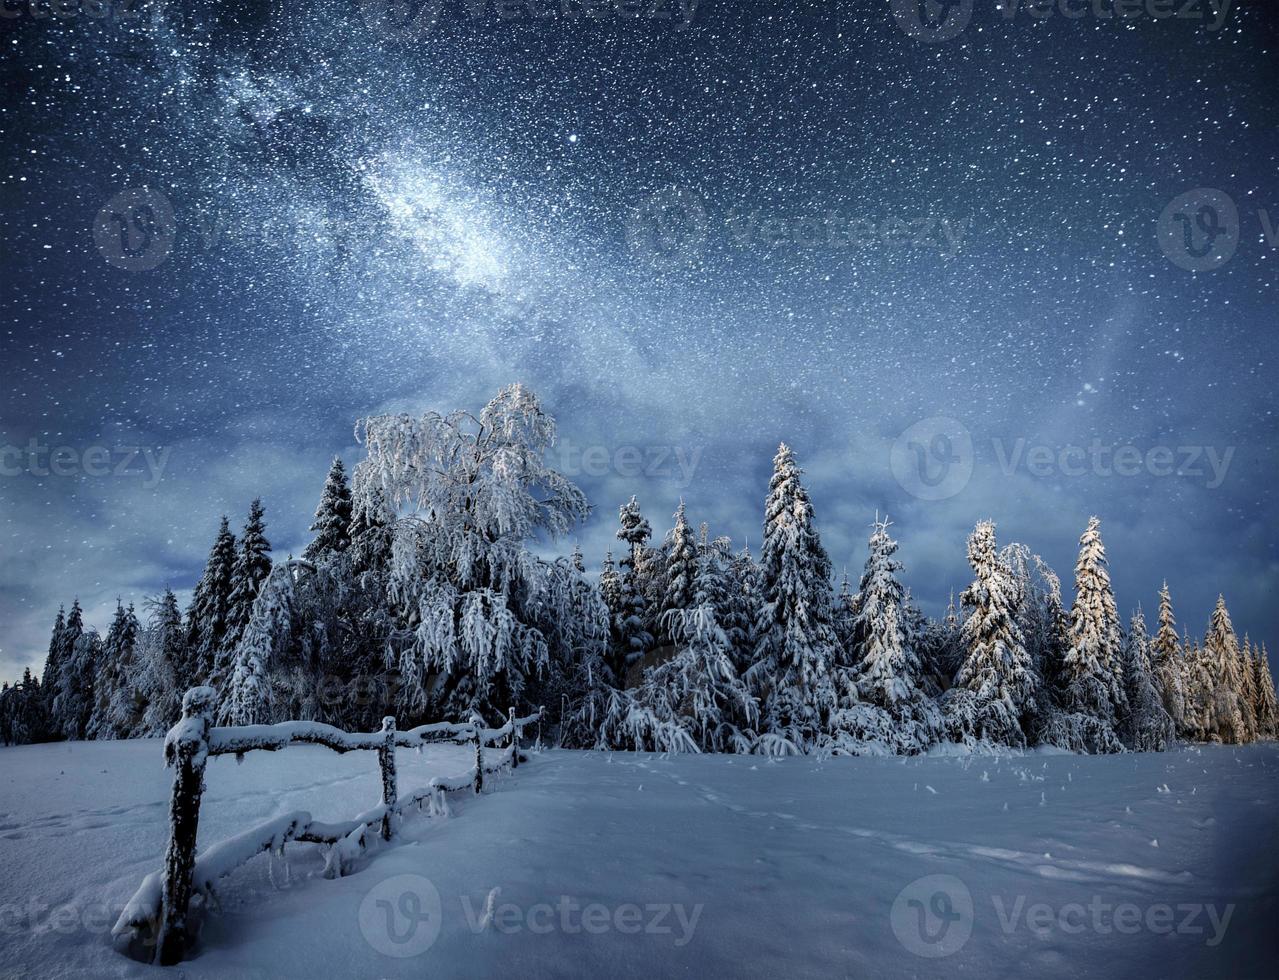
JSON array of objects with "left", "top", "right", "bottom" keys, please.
[{"left": 1, "top": 740, "right": 1276, "bottom": 978}]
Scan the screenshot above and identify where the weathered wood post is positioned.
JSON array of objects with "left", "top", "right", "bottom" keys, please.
[
  {"left": 472, "top": 726, "right": 484, "bottom": 794},
  {"left": 507, "top": 706, "right": 518, "bottom": 769},
  {"left": 378, "top": 716, "right": 397, "bottom": 841},
  {"left": 156, "top": 686, "right": 215, "bottom": 966}
]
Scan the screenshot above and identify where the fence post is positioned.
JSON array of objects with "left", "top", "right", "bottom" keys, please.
[
  {"left": 378, "top": 716, "right": 397, "bottom": 841},
  {"left": 156, "top": 686, "right": 214, "bottom": 966},
  {"left": 472, "top": 726, "right": 483, "bottom": 794},
  {"left": 508, "top": 706, "right": 518, "bottom": 769}
]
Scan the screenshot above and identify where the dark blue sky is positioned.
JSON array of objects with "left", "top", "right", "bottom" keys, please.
[{"left": 1, "top": 0, "right": 1276, "bottom": 682}]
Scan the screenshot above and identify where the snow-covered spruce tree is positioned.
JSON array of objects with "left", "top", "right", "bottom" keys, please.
[
  {"left": 1151, "top": 582, "right": 1187, "bottom": 737},
  {"left": 747, "top": 443, "right": 839, "bottom": 753},
  {"left": 724, "top": 543, "right": 760, "bottom": 673},
  {"left": 659, "top": 501, "right": 698, "bottom": 642},
  {"left": 943, "top": 521, "right": 1037, "bottom": 748},
  {"left": 353, "top": 384, "right": 591, "bottom": 722},
  {"left": 833, "top": 570, "right": 859, "bottom": 666},
  {"left": 51, "top": 599, "right": 87, "bottom": 739},
  {"left": 219, "top": 563, "right": 302, "bottom": 726},
  {"left": 303, "top": 456, "right": 354, "bottom": 563},
  {"left": 40, "top": 605, "right": 67, "bottom": 737},
  {"left": 1181, "top": 632, "right": 1212, "bottom": 741},
  {"left": 611, "top": 497, "right": 654, "bottom": 683},
  {"left": 1238, "top": 634, "right": 1260, "bottom": 742},
  {"left": 1120, "top": 608, "right": 1174, "bottom": 751},
  {"left": 0, "top": 670, "right": 45, "bottom": 746},
  {"left": 636, "top": 544, "right": 759, "bottom": 753},
  {"left": 836, "top": 517, "right": 939, "bottom": 754},
  {"left": 87, "top": 601, "right": 143, "bottom": 739},
  {"left": 66, "top": 628, "right": 102, "bottom": 741},
  {"left": 224, "top": 499, "right": 273, "bottom": 655},
  {"left": 598, "top": 551, "right": 629, "bottom": 686},
  {"left": 186, "top": 516, "right": 237, "bottom": 683},
  {"left": 1254, "top": 644, "right": 1278, "bottom": 737},
  {"left": 136, "top": 589, "right": 188, "bottom": 735},
  {"left": 1204, "top": 595, "right": 1247, "bottom": 744},
  {"left": 1059, "top": 517, "right": 1126, "bottom": 746},
  {"left": 694, "top": 530, "right": 743, "bottom": 642}
]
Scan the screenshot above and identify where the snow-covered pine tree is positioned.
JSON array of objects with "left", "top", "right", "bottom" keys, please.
[
  {"left": 1204, "top": 595, "right": 1246, "bottom": 744},
  {"left": 219, "top": 564, "right": 300, "bottom": 726},
  {"left": 1238, "top": 634, "right": 1259, "bottom": 742},
  {"left": 137, "top": 589, "right": 188, "bottom": 735},
  {"left": 833, "top": 570, "right": 858, "bottom": 666},
  {"left": 944, "top": 521, "right": 1037, "bottom": 747},
  {"left": 0, "top": 670, "right": 45, "bottom": 746},
  {"left": 639, "top": 543, "right": 759, "bottom": 753},
  {"left": 724, "top": 544, "right": 760, "bottom": 673},
  {"left": 87, "top": 601, "right": 142, "bottom": 739},
  {"left": 612, "top": 497, "right": 654, "bottom": 681},
  {"left": 303, "top": 457, "right": 354, "bottom": 562},
  {"left": 224, "top": 499, "right": 273, "bottom": 659},
  {"left": 186, "top": 516, "right": 237, "bottom": 683},
  {"left": 747, "top": 443, "right": 839, "bottom": 752},
  {"left": 353, "top": 384, "right": 591, "bottom": 721},
  {"left": 1181, "top": 631, "right": 1211, "bottom": 741},
  {"left": 660, "top": 501, "right": 698, "bottom": 643},
  {"left": 1254, "top": 643, "right": 1278, "bottom": 738},
  {"left": 1120, "top": 607, "right": 1174, "bottom": 751},
  {"left": 598, "top": 551, "right": 629, "bottom": 686},
  {"left": 852, "top": 519, "right": 911, "bottom": 704},
  {"left": 839, "top": 517, "right": 939, "bottom": 753},
  {"left": 39, "top": 606, "right": 66, "bottom": 735},
  {"left": 51, "top": 600, "right": 86, "bottom": 739},
  {"left": 1151, "top": 582, "right": 1187, "bottom": 737},
  {"left": 1061, "top": 517, "right": 1126, "bottom": 732}
]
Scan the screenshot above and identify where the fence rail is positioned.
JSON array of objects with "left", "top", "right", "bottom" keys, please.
[{"left": 111, "top": 686, "right": 541, "bottom": 966}]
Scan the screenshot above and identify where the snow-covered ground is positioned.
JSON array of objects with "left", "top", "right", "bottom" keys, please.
[{"left": 1, "top": 740, "right": 1276, "bottom": 979}]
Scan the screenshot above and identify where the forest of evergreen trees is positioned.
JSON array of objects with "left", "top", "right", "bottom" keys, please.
[{"left": 2, "top": 385, "right": 1275, "bottom": 756}]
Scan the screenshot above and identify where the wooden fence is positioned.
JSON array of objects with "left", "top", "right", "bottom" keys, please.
[{"left": 112, "top": 686, "right": 542, "bottom": 965}]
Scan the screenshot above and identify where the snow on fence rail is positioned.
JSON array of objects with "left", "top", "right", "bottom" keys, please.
[{"left": 112, "top": 686, "right": 542, "bottom": 966}]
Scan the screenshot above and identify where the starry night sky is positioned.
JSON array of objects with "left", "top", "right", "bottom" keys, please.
[{"left": 1, "top": 0, "right": 1276, "bottom": 682}]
